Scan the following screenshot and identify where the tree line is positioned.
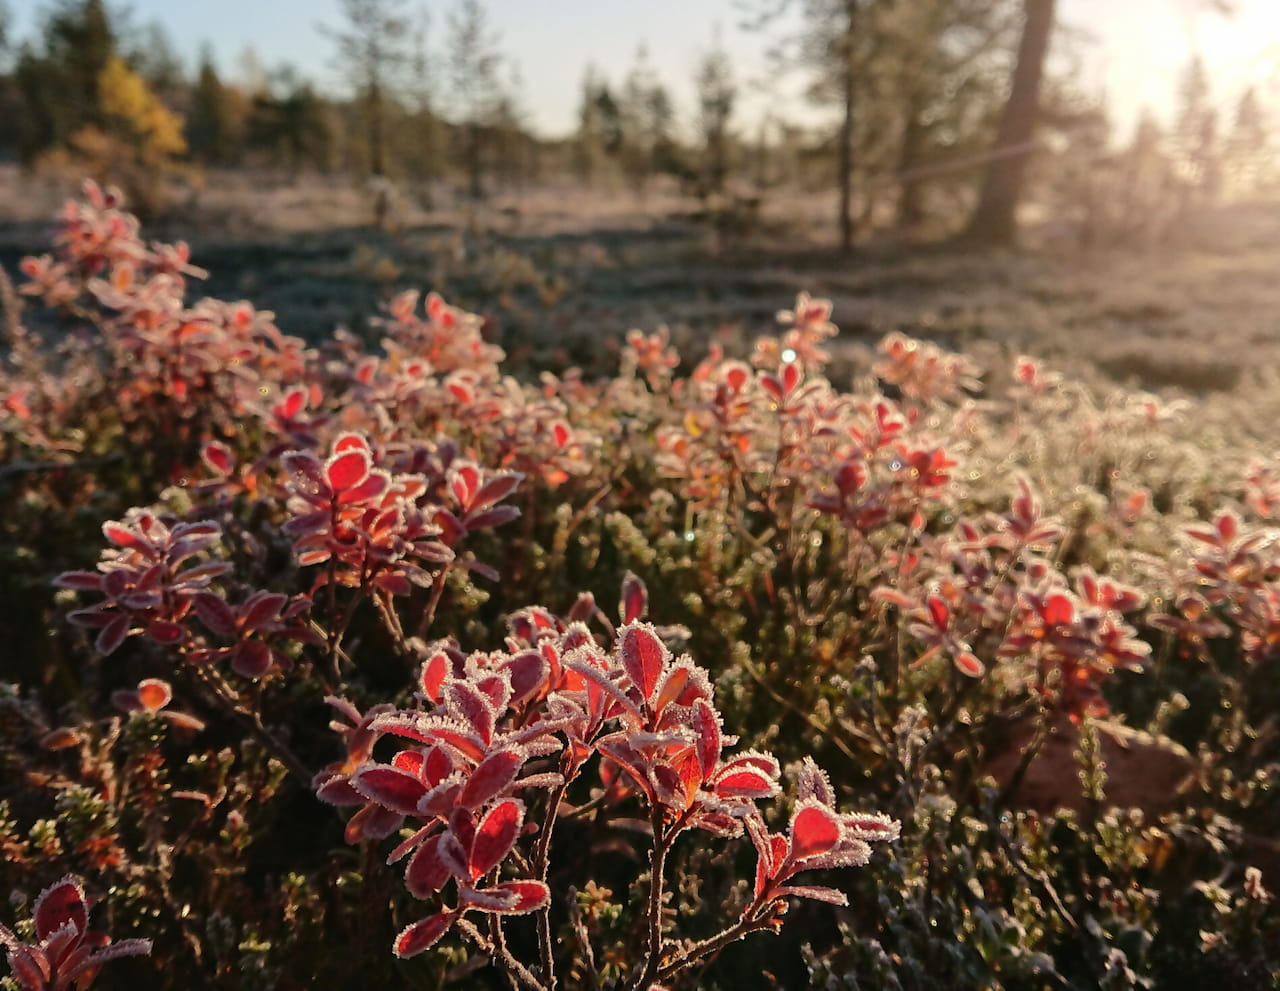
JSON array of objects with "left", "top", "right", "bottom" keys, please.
[{"left": 0, "top": 0, "right": 1274, "bottom": 245}]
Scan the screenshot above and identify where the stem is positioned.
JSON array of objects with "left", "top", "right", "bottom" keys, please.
[
  {"left": 534, "top": 776, "right": 569, "bottom": 989},
  {"left": 488, "top": 913, "right": 520, "bottom": 991},
  {"left": 630, "top": 809, "right": 673, "bottom": 991},
  {"left": 655, "top": 913, "right": 778, "bottom": 983},
  {"left": 186, "top": 664, "right": 314, "bottom": 784},
  {"left": 455, "top": 918, "right": 546, "bottom": 991},
  {"left": 996, "top": 713, "right": 1049, "bottom": 808},
  {"left": 414, "top": 564, "right": 452, "bottom": 640},
  {"left": 371, "top": 589, "right": 414, "bottom": 662}
]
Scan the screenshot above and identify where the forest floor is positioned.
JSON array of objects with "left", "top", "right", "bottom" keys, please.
[{"left": 3, "top": 165, "right": 1280, "bottom": 440}]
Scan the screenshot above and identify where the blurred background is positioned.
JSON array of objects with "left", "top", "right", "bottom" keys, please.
[{"left": 1, "top": 0, "right": 1277, "bottom": 383}]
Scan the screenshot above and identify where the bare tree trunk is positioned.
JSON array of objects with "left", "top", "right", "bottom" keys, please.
[
  {"left": 896, "top": 89, "right": 927, "bottom": 231},
  {"left": 368, "top": 77, "right": 385, "bottom": 177},
  {"left": 963, "top": 0, "right": 1056, "bottom": 246},
  {"left": 467, "top": 121, "right": 482, "bottom": 200},
  {"left": 837, "top": 0, "right": 857, "bottom": 253}
]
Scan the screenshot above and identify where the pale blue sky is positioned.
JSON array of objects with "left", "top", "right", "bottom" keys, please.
[{"left": 7, "top": 0, "right": 1279, "bottom": 139}]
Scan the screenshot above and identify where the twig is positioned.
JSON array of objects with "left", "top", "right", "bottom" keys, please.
[
  {"left": 414, "top": 563, "right": 452, "bottom": 640},
  {"left": 186, "top": 664, "right": 315, "bottom": 785},
  {"left": 534, "top": 776, "right": 569, "bottom": 989},
  {"left": 455, "top": 918, "right": 545, "bottom": 991}
]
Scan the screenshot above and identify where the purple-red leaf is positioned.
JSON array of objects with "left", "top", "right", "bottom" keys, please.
[
  {"left": 95, "top": 614, "right": 131, "bottom": 655},
  {"left": 393, "top": 912, "right": 455, "bottom": 958},
  {"left": 405, "top": 834, "right": 452, "bottom": 898},
  {"left": 230, "top": 640, "right": 274, "bottom": 680},
  {"left": 241, "top": 591, "right": 287, "bottom": 630},
  {"left": 194, "top": 592, "right": 237, "bottom": 637},
  {"left": 471, "top": 472, "right": 523, "bottom": 512}
]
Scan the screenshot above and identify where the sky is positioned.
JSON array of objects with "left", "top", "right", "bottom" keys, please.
[{"left": 7, "top": 0, "right": 1280, "bottom": 141}]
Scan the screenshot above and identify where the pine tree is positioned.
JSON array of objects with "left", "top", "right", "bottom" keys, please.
[
  {"left": 694, "top": 35, "right": 736, "bottom": 201},
  {"left": 189, "top": 48, "right": 241, "bottom": 166},
  {"left": 324, "top": 0, "right": 412, "bottom": 178},
  {"left": 447, "top": 0, "right": 503, "bottom": 200}
]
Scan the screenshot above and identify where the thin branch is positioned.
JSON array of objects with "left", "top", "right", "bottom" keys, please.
[{"left": 186, "top": 664, "right": 315, "bottom": 785}]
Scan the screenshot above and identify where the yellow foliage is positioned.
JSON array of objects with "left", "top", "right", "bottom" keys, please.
[{"left": 97, "top": 56, "right": 186, "bottom": 163}]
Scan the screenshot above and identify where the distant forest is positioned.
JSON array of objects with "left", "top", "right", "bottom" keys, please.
[{"left": 0, "top": 0, "right": 1274, "bottom": 246}]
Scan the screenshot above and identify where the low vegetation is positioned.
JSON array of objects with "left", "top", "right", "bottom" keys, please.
[{"left": 1, "top": 182, "right": 1278, "bottom": 988}]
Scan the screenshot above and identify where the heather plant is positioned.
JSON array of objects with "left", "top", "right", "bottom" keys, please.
[{"left": 2, "top": 182, "right": 1279, "bottom": 987}]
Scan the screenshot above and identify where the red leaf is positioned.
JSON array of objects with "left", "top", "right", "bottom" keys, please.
[
  {"left": 405, "top": 834, "right": 452, "bottom": 898},
  {"left": 457, "top": 749, "right": 522, "bottom": 810},
  {"left": 353, "top": 765, "right": 428, "bottom": 815},
  {"left": 471, "top": 473, "right": 523, "bottom": 512},
  {"left": 482, "top": 880, "right": 549, "bottom": 914},
  {"left": 137, "top": 678, "right": 171, "bottom": 712},
  {"left": 102, "top": 522, "right": 149, "bottom": 552},
  {"left": 40, "top": 728, "right": 83, "bottom": 750},
  {"left": 499, "top": 651, "right": 548, "bottom": 705},
  {"left": 713, "top": 767, "right": 778, "bottom": 799},
  {"left": 773, "top": 884, "right": 848, "bottom": 906},
  {"left": 333, "top": 433, "right": 367, "bottom": 454},
  {"left": 316, "top": 775, "right": 362, "bottom": 806},
  {"left": 326, "top": 449, "right": 370, "bottom": 493},
  {"left": 6, "top": 946, "right": 48, "bottom": 988},
  {"left": 424, "top": 745, "right": 454, "bottom": 786},
  {"left": 926, "top": 595, "right": 949, "bottom": 631},
  {"left": 419, "top": 652, "right": 450, "bottom": 703},
  {"left": 468, "top": 798, "right": 523, "bottom": 879},
  {"left": 345, "top": 802, "right": 404, "bottom": 844},
  {"left": 201, "top": 441, "right": 234, "bottom": 475},
  {"left": 619, "top": 623, "right": 668, "bottom": 705},
  {"left": 337, "top": 470, "right": 389, "bottom": 506},
  {"left": 790, "top": 803, "right": 842, "bottom": 861},
  {"left": 393, "top": 912, "right": 455, "bottom": 958},
  {"left": 619, "top": 571, "right": 648, "bottom": 625},
  {"left": 692, "top": 698, "right": 721, "bottom": 780},
  {"left": 146, "top": 619, "right": 185, "bottom": 645},
  {"left": 552, "top": 422, "right": 571, "bottom": 447},
  {"left": 451, "top": 464, "right": 480, "bottom": 508},
  {"left": 278, "top": 387, "right": 306, "bottom": 420},
  {"left": 1042, "top": 594, "right": 1074, "bottom": 626},
  {"left": 34, "top": 877, "right": 87, "bottom": 942},
  {"left": 782, "top": 361, "right": 801, "bottom": 394},
  {"left": 954, "top": 651, "right": 985, "bottom": 678}
]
